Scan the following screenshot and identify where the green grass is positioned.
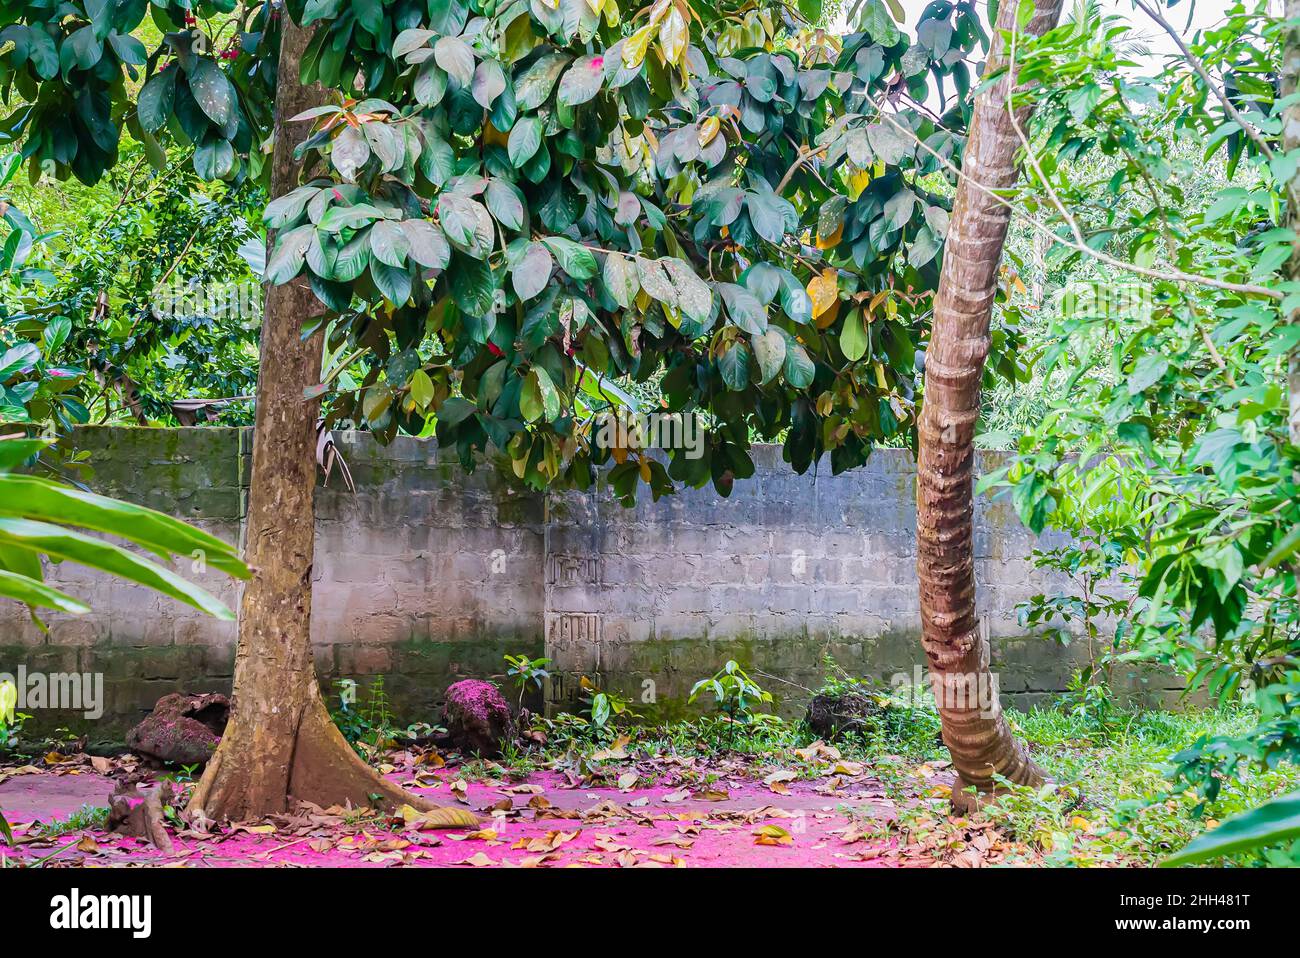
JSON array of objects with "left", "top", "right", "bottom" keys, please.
[
  {"left": 991, "top": 704, "right": 1300, "bottom": 865},
  {"left": 503, "top": 696, "right": 1300, "bottom": 866},
  {"left": 32, "top": 804, "right": 109, "bottom": 839}
]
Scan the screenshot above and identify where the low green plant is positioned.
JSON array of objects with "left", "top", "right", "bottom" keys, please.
[
  {"left": 532, "top": 678, "right": 641, "bottom": 751},
  {"left": 1057, "top": 667, "right": 1120, "bottom": 743},
  {"left": 689, "top": 661, "right": 776, "bottom": 749},
  {"left": 808, "top": 657, "right": 945, "bottom": 756},
  {"left": 504, "top": 653, "right": 551, "bottom": 709},
  {"left": 331, "top": 675, "right": 401, "bottom": 756},
  {"left": 0, "top": 707, "right": 31, "bottom": 754},
  {"left": 581, "top": 676, "right": 639, "bottom": 738},
  {"left": 161, "top": 763, "right": 202, "bottom": 785},
  {"left": 33, "top": 804, "right": 109, "bottom": 838}
]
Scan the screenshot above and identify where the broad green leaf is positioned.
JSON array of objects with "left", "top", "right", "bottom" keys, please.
[
  {"left": 434, "top": 36, "right": 475, "bottom": 88},
  {"left": 602, "top": 252, "right": 639, "bottom": 309},
  {"left": 265, "top": 185, "right": 320, "bottom": 229},
  {"left": 332, "top": 125, "right": 371, "bottom": 181},
  {"left": 840, "top": 309, "right": 868, "bottom": 361},
  {"left": 783, "top": 340, "right": 815, "bottom": 388},
  {"left": 193, "top": 138, "right": 234, "bottom": 180},
  {"left": 408, "top": 368, "right": 435, "bottom": 407},
  {"left": 508, "top": 115, "right": 542, "bottom": 167},
  {"left": 369, "top": 220, "right": 411, "bottom": 267},
  {"left": 515, "top": 52, "right": 570, "bottom": 110},
  {"left": 437, "top": 194, "right": 494, "bottom": 258},
  {"left": 718, "top": 341, "right": 752, "bottom": 391},
  {"left": 393, "top": 28, "right": 435, "bottom": 59},
  {"left": 189, "top": 58, "right": 236, "bottom": 128},
  {"left": 719, "top": 283, "right": 767, "bottom": 335},
  {"left": 512, "top": 242, "right": 553, "bottom": 301},
  {"left": 1127, "top": 355, "right": 1169, "bottom": 395},
  {"left": 752, "top": 329, "right": 787, "bottom": 384},
  {"left": 419, "top": 129, "right": 454, "bottom": 186},
  {"left": 1163, "top": 791, "right": 1300, "bottom": 866},
  {"left": 637, "top": 257, "right": 712, "bottom": 325},
  {"left": 265, "top": 225, "right": 315, "bottom": 284},
  {"left": 372, "top": 260, "right": 413, "bottom": 304},
  {"left": 472, "top": 59, "right": 507, "bottom": 109},
  {"left": 485, "top": 179, "right": 525, "bottom": 231},
  {"left": 557, "top": 54, "right": 604, "bottom": 106},
  {"left": 402, "top": 220, "right": 451, "bottom": 269},
  {"left": 450, "top": 255, "right": 496, "bottom": 315},
  {"left": 0, "top": 568, "right": 91, "bottom": 614},
  {"left": 137, "top": 70, "right": 176, "bottom": 133},
  {"left": 0, "top": 475, "right": 246, "bottom": 578},
  {"left": 542, "top": 236, "right": 597, "bottom": 280},
  {"left": 0, "top": 517, "right": 235, "bottom": 620},
  {"left": 333, "top": 233, "right": 372, "bottom": 282},
  {"left": 0, "top": 439, "right": 49, "bottom": 471}
]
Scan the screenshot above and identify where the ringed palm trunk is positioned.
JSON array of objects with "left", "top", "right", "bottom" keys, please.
[
  {"left": 187, "top": 20, "right": 471, "bottom": 824},
  {"left": 916, "top": 0, "right": 1064, "bottom": 812}
]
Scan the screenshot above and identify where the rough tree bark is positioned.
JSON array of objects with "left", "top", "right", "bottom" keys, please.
[
  {"left": 916, "top": 0, "right": 1064, "bottom": 813},
  {"left": 187, "top": 20, "right": 470, "bottom": 824}
]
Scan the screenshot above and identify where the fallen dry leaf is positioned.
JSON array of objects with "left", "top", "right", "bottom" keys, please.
[{"left": 753, "top": 824, "right": 794, "bottom": 847}]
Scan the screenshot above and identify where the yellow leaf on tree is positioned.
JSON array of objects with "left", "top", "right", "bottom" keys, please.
[
  {"left": 807, "top": 268, "right": 839, "bottom": 323},
  {"left": 659, "top": 7, "right": 688, "bottom": 66},
  {"left": 622, "top": 23, "right": 657, "bottom": 69},
  {"left": 816, "top": 219, "right": 843, "bottom": 250},
  {"left": 483, "top": 122, "right": 509, "bottom": 148},
  {"left": 697, "top": 115, "right": 721, "bottom": 148},
  {"left": 846, "top": 167, "right": 872, "bottom": 201}
]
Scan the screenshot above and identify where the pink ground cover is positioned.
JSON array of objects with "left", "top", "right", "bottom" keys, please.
[{"left": 0, "top": 761, "right": 904, "bottom": 868}]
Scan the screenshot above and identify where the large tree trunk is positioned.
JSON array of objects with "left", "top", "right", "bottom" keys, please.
[
  {"left": 187, "top": 20, "right": 469, "bottom": 824},
  {"left": 916, "top": 0, "right": 1064, "bottom": 813}
]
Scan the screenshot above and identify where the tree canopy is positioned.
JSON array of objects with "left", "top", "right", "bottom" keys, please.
[{"left": 0, "top": 0, "right": 1025, "bottom": 501}]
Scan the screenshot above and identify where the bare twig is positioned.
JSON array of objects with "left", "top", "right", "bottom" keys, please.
[
  {"left": 1133, "top": 0, "right": 1276, "bottom": 162},
  {"left": 775, "top": 144, "right": 829, "bottom": 195},
  {"left": 870, "top": 103, "right": 1282, "bottom": 300}
]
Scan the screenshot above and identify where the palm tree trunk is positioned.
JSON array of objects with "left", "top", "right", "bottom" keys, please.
[
  {"left": 187, "top": 19, "right": 470, "bottom": 824},
  {"left": 916, "top": 0, "right": 1064, "bottom": 812}
]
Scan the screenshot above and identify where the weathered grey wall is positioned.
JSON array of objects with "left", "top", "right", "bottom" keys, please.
[{"left": 0, "top": 426, "right": 1174, "bottom": 737}]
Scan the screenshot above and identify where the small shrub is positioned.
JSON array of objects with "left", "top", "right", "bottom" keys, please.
[
  {"left": 689, "top": 661, "right": 775, "bottom": 749},
  {"left": 504, "top": 653, "right": 551, "bottom": 709}
]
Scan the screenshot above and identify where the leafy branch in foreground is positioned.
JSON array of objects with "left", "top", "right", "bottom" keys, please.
[{"left": 0, "top": 435, "right": 249, "bottom": 622}]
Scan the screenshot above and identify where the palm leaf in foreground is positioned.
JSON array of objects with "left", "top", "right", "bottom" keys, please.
[
  {"left": 1163, "top": 791, "right": 1300, "bottom": 866},
  {"left": 0, "top": 437, "right": 249, "bottom": 622}
]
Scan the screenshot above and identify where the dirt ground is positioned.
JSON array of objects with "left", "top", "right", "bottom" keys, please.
[{"left": 0, "top": 742, "right": 1011, "bottom": 868}]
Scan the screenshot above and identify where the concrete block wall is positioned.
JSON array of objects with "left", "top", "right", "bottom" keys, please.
[{"left": 0, "top": 427, "right": 1176, "bottom": 737}]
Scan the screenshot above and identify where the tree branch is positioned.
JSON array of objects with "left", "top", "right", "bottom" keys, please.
[{"left": 1133, "top": 0, "right": 1276, "bottom": 163}]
